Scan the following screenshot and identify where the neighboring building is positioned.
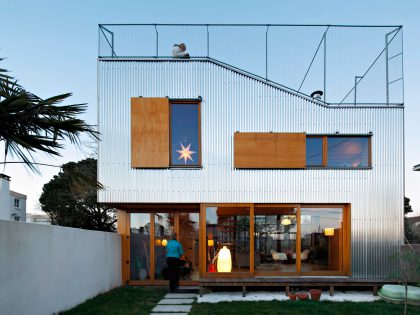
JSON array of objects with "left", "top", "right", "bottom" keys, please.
[
  {"left": 26, "top": 213, "right": 50, "bottom": 224},
  {"left": 0, "top": 174, "right": 27, "bottom": 222},
  {"left": 97, "top": 24, "right": 404, "bottom": 287}
]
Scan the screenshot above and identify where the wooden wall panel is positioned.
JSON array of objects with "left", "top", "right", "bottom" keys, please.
[
  {"left": 131, "top": 97, "right": 169, "bottom": 168},
  {"left": 234, "top": 133, "right": 306, "bottom": 168},
  {"left": 117, "top": 210, "right": 129, "bottom": 285}
]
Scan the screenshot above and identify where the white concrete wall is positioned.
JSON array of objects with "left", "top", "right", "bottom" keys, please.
[{"left": 0, "top": 220, "right": 122, "bottom": 315}]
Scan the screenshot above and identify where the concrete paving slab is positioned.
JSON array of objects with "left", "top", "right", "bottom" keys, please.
[
  {"left": 152, "top": 305, "right": 192, "bottom": 313},
  {"left": 158, "top": 298, "right": 194, "bottom": 305},
  {"left": 165, "top": 293, "right": 197, "bottom": 299},
  {"left": 150, "top": 313, "right": 188, "bottom": 315}
]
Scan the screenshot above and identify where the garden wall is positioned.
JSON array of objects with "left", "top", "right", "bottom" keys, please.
[{"left": 0, "top": 220, "right": 121, "bottom": 315}]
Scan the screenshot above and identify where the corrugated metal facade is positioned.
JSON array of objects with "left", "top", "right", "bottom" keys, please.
[{"left": 98, "top": 59, "right": 404, "bottom": 278}]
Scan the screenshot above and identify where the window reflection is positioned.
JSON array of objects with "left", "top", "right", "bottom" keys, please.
[
  {"left": 130, "top": 213, "right": 151, "bottom": 280},
  {"left": 306, "top": 137, "right": 323, "bottom": 166},
  {"left": 300, "top": 207, "right": 343, "bottom": 272},
  {"left": 254, "top": 207, "right": 297, "bottom": 273},
  {"left": 327, "top": 137, "right": 369, "bottom": 167}
]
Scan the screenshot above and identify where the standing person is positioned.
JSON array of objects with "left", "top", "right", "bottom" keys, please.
[{"left": 166, "top": 233, "right": 184, "bottom": 292}]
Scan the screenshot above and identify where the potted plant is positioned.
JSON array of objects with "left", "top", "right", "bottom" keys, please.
[
  {"left": 297, "top": 292, "right": 309, "bottom": 300},
  {"left": 309, "top": 289, "right": 322, "bottom": 301},
  {"left": 288, "top": 289, "right": 297, "bottom": 301}
]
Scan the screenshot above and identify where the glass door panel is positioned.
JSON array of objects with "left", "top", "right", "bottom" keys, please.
[
  {"left": 154, "top": 213, "right": 175, "bottom": 280},
  {"left": 130, "top": 213, "right": 151, "bottom": 280},
  {"left": 300, "top": 207, "right": 343, "bottom": 272},
  {"left": 179, "top": 212, "right": 200, "bottom": 281},
  {"left": 206, "top": 206, "right": 250, "bottom": 273},
  {"left": 254, "top": 207, "right": 297, "bottom": 273}
]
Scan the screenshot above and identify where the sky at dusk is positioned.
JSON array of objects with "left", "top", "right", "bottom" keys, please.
[{"left": 1, "top": 0, "right": 419, "bottom": 216}]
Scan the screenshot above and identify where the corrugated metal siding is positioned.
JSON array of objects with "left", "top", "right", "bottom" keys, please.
[{"left": 98, "top": 60, "right": 404, "bottom": 278}]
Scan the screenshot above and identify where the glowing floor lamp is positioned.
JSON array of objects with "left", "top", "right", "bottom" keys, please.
[{"left": 217, "top": 246, "right": 232, "bottom": 272}]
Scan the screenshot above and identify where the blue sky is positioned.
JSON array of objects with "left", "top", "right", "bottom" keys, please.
[{"left": 1, "top": 0, "right": 419, "bottom": 215}]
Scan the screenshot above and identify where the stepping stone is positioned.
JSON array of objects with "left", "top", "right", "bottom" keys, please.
[
  {"left": 150, "top": 313, "right": 188, "bottom": 315},
  {"left": 158, "top": 298, "right": 194, "bottom": 304},
  {"left": 165, "top": 293, "right": 197, "bottom": 299},
  {"left": 152, "top": 305, "right": 192, "bottom": 313}
]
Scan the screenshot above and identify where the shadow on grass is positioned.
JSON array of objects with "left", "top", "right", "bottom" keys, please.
[
  {"left": 61, "top": 286, "right": 167, "bottom": 315},
  {"left": 191, "top": 300, "right": 420, "bottom": 315}
]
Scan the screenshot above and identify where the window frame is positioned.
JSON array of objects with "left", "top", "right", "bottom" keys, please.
[
  {"left": 306, "top": 135, "right": 372, "bottom": 169},
  {"left": 169, "top": 100, "right": 202, "bottom": 168}
]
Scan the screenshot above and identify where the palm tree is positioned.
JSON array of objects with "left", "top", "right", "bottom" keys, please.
[{"left": 0, "top": 59, "right": 98, "bottom": 175}]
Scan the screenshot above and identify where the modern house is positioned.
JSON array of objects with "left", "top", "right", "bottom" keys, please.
[
  {"left": 97, "top": 24, "right": 404, "bottom": 289},
  {"left": 0, "top": 174, "right": 27, "bottom": 222}
]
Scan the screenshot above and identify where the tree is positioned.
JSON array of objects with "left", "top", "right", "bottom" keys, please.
[
  {"left": 0, "top": 60, "right": 97, "bottom": 173},
  {"left": 39, "top": 158, "right": 116, "bottom": 232},
  {"left": 404, "top": 197, "right": 413, "bottom": 215}
]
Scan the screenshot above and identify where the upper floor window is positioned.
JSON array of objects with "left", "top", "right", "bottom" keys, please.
[
  {"left": 306, "top": 135, "right": 371, "bottom": 168},
  {"left": 14, "top": 199, "right": 20, "bottom": 208},
  {"left": 170, "top": 102, "right": 201, "bottom": 167},
  {"left": 131, "top": 97, "right": 201, "bottom": 168},
  {"left": 306, "top": 137, "right": 324, "bottom": 167}
]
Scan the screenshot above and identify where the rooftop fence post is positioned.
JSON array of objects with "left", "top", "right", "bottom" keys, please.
[
  {"left": 385, "top": 32, "right": 389, "bottom": 105},
  {"left": 266, "top": 25, "right": 269, "bottom": 80},
  {"left": 354, "top": 76, "right": 362, "bottom": 106},
  {"left": 154, "top": 25, "right": 158, "bottom": 58},
  {"left": 207, "top": 25, "right": 209, "bottom": 58},
  {"left": 323, "top": 30, "right": 327, "bottom": 103}
]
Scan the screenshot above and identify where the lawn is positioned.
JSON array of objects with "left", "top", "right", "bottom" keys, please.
[
  {"left": 61, "top": 286, "right": 166, "bottom": 315},
  {"left": 62, "top": 287, "right": 420, "bottom": 315},
  {"left": 191, "top": 300, "right": 420, "bottom": 315}
]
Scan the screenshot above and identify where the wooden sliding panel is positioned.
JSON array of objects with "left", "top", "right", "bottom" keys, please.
[
  {"left": 131, "top": 97, "right": 169, "bottom": 168},
  {"left": 234, "top": 132, "right": 306, "bottom": 168}
]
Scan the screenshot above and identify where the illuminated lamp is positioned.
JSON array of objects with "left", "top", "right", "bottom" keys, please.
[
  {"left": 207, "top": 239, "right": 214, "bottom": 247},
  {"left": 162, "top": 239, "right": 168, "bottom": 246},
  {"left": 155, "top": 239, "right": 162, "bottom": 246},
  {"left": 217, "top": 246, "right": 232, "bottom": 272},
  {"left": 324, "top": 228, "right": 334, "bottom": 236},
  {"left": 281, "top": 218, "right": 292, "bottom": 226}
]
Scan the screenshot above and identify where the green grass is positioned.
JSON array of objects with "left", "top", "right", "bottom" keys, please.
[
  {"left": 61, "top": 286, "right": 166, "bottom": 315},
  {"left": 62, "top": 287, "right": 420, "bottom": 315},
  {"left": 191, "top": 300, "right": 420, "bottom": 315}
]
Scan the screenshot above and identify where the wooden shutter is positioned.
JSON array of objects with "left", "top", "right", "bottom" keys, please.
[
  {"left": 234, "top": 132, "right": 306, "bottom": 168},
  {"left": 131, "top": 97, "right": 169, "bottom": 168}
]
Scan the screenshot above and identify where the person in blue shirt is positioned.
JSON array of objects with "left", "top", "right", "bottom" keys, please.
[{"left": 166, "top": 233, "right": 184, "bottom": 292}]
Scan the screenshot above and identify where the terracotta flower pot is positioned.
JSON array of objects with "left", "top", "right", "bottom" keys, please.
[
  {"left": 288, "top": 293, "right": 297, "bottom": 301},
  {"left": 309, "top": 289, "right": 322, "bottom": 301},
  {"left": 297, "top": 292, "right": 309, "bottom": 300}
]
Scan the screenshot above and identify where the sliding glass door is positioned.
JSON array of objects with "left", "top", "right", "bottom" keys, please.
[{"left": 129, "top": 210, "right": 200, "bottom": 284}]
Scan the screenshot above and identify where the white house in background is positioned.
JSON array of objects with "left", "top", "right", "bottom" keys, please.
[
  {"left": 0, "top": 174, "right": 27, "bottom": 222},
  {"left": 27, "top": 213, "right": 50, "bottom": 224}
]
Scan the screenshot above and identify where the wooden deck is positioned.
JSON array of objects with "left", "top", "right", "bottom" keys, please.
[{"left": 199, "top": 277, "right": 398, "bottom": 297}]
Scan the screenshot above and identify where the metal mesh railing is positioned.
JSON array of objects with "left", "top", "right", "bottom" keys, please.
[{"left": 98, "top": 24, "right": 404, "bottom": 106}]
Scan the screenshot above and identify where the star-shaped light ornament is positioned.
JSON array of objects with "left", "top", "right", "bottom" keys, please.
[{"left": 177, "top": 143, "right": 196, "bottom": 164}]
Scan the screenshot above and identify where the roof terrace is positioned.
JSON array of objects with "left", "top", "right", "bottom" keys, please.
[{"left": 98, "top": 24, "right": 403, "bottom": 107}]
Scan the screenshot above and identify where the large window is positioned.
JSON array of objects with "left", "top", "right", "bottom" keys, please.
[
  {"left": 254, "top": 207, "right": 297, "bottom": 273},
  {"left": 206, "top": 206, "right": 250, "bottom": 273},
  {"left": 306, "top": 135, "right": 370, "bottom": 168},
  {"left": 170, "top": 103, "right": 201, "bottom": 167}
]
